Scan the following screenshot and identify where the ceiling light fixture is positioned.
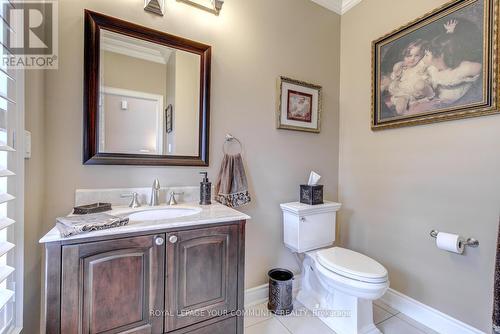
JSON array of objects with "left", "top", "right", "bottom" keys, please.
[
  {"left": 144, "top": 0, "right": 165, "bottom": 16},
  {"left": 177, "top": 0, "right": 224, "bottom": 15}
]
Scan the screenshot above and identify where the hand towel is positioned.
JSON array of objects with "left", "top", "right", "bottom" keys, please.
[
  {"left": 215, "top": 153, "right": 251, "bottom": 208},
  {"left": 56, "top": 213, "right": 129, "bottom": 238},
  {"left": 494, "top": 219, "right": 500, "bottom": 333}
]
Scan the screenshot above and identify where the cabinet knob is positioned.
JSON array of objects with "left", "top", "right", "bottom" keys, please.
[
  {"left": 169, "top": 235, "right": 178, "bottom": 244},
  {"left": 300, "top": 217, "right": 306, "bottom": 222},
  {"left": 155, "top": 237, "right": 165, "bottom": 246}
]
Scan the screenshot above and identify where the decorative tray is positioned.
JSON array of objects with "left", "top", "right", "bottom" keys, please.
[{"left": 73, "top": 202, "right": 112, "bottom": 215}]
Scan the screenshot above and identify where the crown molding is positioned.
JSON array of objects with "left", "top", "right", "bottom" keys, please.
[
  {"left": 310, "top": 0, "right": 342, "bottom": 14},
  {"left": 340, "top": 0, "right": 362, "bottom": 14},
  {"left": 101, "top": 30, "right": 172, "bottom": 65},
  {"left": 310, "top": 0, "right": 363, "bottom": 15}
]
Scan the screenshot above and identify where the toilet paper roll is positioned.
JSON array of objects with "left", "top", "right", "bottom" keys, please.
[{"left": 436, "top": 232, "right": 465, "bottom": 254}]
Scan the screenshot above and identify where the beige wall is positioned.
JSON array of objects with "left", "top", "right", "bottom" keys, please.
[
  {"left": 166, "top": 54, "right": 176, "bottom": 153},
  {"left": 102, "top": 51, "right": 167, "bottom": 98},
  {"left": 24, "top": 70, "right": 45, "bottom": 333},
  {"left": 102, "top": 52, "right": 167, "bottom": 154},
  {"left": 38, "top": 0, "right": 339, "bottom": 329},
  {"left": 103, "top": 94, "right": 162, "bottom": 154},
  {"left": 339, "top": 0, "right": 499, "bottom": 331},
  {"left": 173, "top": 50, "right": 200, "bottom": 156},
  {"left": 101, "top": 51, "right": 169, "bottom": 154}
]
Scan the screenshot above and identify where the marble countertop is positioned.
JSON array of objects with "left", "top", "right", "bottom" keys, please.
[{"left": 39, "top": 202, "right": 251, "bottom": 244}]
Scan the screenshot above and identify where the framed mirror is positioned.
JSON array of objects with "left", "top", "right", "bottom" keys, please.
[{"left": 84, "top": 10, "right": 211, "bottom": 166}]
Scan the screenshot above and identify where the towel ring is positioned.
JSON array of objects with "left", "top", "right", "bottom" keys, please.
[{"left": 223, "top": 134, "right": 243, "bottom": 154}]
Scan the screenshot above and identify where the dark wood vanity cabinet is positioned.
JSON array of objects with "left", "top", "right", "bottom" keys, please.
[
  {"left": 44, "top": 221, "right": 245, "bottom": 334},
  {"left": 60, "top": 235, "right": 165, "bottom": 334},
  {"left": 165, "top": 225, "right": 239, "bottom": 331}
]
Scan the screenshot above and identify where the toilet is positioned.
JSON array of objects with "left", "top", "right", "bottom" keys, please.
[{"left": 280, "top": 201, "right": 389, "bottom": 334}]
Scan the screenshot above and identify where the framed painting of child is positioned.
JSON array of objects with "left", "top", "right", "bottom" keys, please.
[{"left": 371, "top": 0, "right": 500, "bottom": 130}]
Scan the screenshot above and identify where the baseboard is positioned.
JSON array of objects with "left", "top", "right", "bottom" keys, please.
[
  {"left": 244, "top": 277, "right": 484, "bottom": 334},
  {"left": 380, "top": 288, "right": 485, "bottom": 334},
  {"left": 244, "top": 276, "right": 302, "bottom": 307}
]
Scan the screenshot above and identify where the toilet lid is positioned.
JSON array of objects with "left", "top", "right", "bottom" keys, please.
[{"left": 316, "top": 247, "right": 388, "bottom": 283}]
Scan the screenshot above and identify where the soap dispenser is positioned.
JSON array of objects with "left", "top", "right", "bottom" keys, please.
[{"left": 199, "top": 172, "right": 212, "bottom": 205}]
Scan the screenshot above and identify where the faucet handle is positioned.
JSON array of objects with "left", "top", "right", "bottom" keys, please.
[
  {"left": 168, "top": 192, "right": 184, "bottom": 206},
  {"left": 152, "top": 178, "right": 160, "bottom": 189},
  {"left": 121, "top": 192, "right": 141, "bottom": 208}
]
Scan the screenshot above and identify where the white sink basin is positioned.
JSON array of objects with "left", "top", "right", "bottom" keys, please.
[{"left": 128, "top": 207, "right": 201, "bottom": 221}]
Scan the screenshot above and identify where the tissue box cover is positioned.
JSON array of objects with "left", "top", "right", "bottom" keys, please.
[{"left": 300, "top": 185, "right": 323, "bottom": 205}]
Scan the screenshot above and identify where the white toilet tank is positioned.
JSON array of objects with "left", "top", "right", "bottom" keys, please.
[{"left": 280, "top": 201, "right": 342, "bottom": 253}]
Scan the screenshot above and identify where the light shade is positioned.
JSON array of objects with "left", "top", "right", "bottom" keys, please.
[
  {"left": 144, "top": 0, "right": 165, "bottom": 16},
  {"left": 177, "top": 0, "right": 224, "bottom": 15}
]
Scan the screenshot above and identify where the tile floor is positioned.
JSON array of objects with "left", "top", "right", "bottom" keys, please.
[{"left": 244, "top": 300, "right": 439, "bottom": 334}]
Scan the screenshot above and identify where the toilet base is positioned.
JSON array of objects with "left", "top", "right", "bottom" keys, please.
[
  {"left": 297, "top": 254, "right": 385, "bottom": 334},
  {"left": 317, "top": 290, "right": 381, "bottom": 334},
  {"left": 297, "top": 290, "right": 381, "bottom": 334}
]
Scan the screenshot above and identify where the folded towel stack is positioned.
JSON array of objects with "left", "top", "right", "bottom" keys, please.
[{"left": 56, "top": 213, "right": 129, "bottom": 238}]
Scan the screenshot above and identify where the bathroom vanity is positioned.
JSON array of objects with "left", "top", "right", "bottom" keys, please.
[
  {"left": 40, "top": 203, "right": 249, "bottom": 334},
  {"left": 40, "top": 8, "right": 251, "bottom": 332}
]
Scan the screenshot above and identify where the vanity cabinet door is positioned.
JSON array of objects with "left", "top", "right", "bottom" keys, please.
[
  {"left": 165, "top": 225, "right": 239, "bottom": 332},
  {"left": 60, "top": 234, "right": 165, "bottom": 334}
]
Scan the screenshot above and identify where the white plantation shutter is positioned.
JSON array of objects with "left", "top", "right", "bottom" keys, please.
[{"left": 0, "top": 1, "right": 24, "bottom": 333}]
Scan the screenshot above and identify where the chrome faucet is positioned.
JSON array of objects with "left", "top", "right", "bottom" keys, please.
[{"left": 150, "top": 179, "right": 161, "bottom": 206}]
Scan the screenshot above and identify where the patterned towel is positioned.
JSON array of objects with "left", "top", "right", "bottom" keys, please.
[
  {"left": 56, "top": 213, "right": 129, "bottom": 238},
  {"left": 215, "top": 153, "right": 251, "bottom": 208},
  {"left": 494, "top": 219, "right": 500, "bottom": 334}
]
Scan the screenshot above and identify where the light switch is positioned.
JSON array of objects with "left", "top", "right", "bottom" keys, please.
[
  {"left": 121, "top": 100, "right": 128, "bottom": 110},
  {"left": 24, "top": 130, "right": 31, "bottom": 159}
]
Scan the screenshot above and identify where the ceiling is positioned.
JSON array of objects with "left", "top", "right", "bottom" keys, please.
[{"left": 310, "top": 0, "right": 363, "bottom": 15}]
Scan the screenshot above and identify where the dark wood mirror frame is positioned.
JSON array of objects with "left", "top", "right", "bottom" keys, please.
[{"left": 83, "top": 10, "right": 211, "bottom": 166}]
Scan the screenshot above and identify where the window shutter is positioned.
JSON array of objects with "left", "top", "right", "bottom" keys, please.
[{"left": 0, "top": 1, "right": 24, "bottom": 332}]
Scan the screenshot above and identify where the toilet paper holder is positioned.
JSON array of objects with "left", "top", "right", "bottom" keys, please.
[{"left": 430, "top": 230, "right": 479, "bottom": 248}]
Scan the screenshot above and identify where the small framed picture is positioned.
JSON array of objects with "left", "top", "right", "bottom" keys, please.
[
  {"left": 277, "top": 77, "right": 322, "bottom": 133},
  {"left": 166, "top": 104, "right": 173, "bottom": 133}
]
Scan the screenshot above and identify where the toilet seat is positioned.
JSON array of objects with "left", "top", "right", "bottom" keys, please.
[{"left": 316, "top": 247, "right": 388, "bottom": 284}]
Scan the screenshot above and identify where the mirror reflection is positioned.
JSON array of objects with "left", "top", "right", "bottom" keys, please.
[{"left": 98, "top": 29, "right": 201, "bottom": 156}]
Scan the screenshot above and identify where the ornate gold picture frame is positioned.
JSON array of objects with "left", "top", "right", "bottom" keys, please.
[{"left": 371, "top": 0, "right": 499, "bottom": 130}]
